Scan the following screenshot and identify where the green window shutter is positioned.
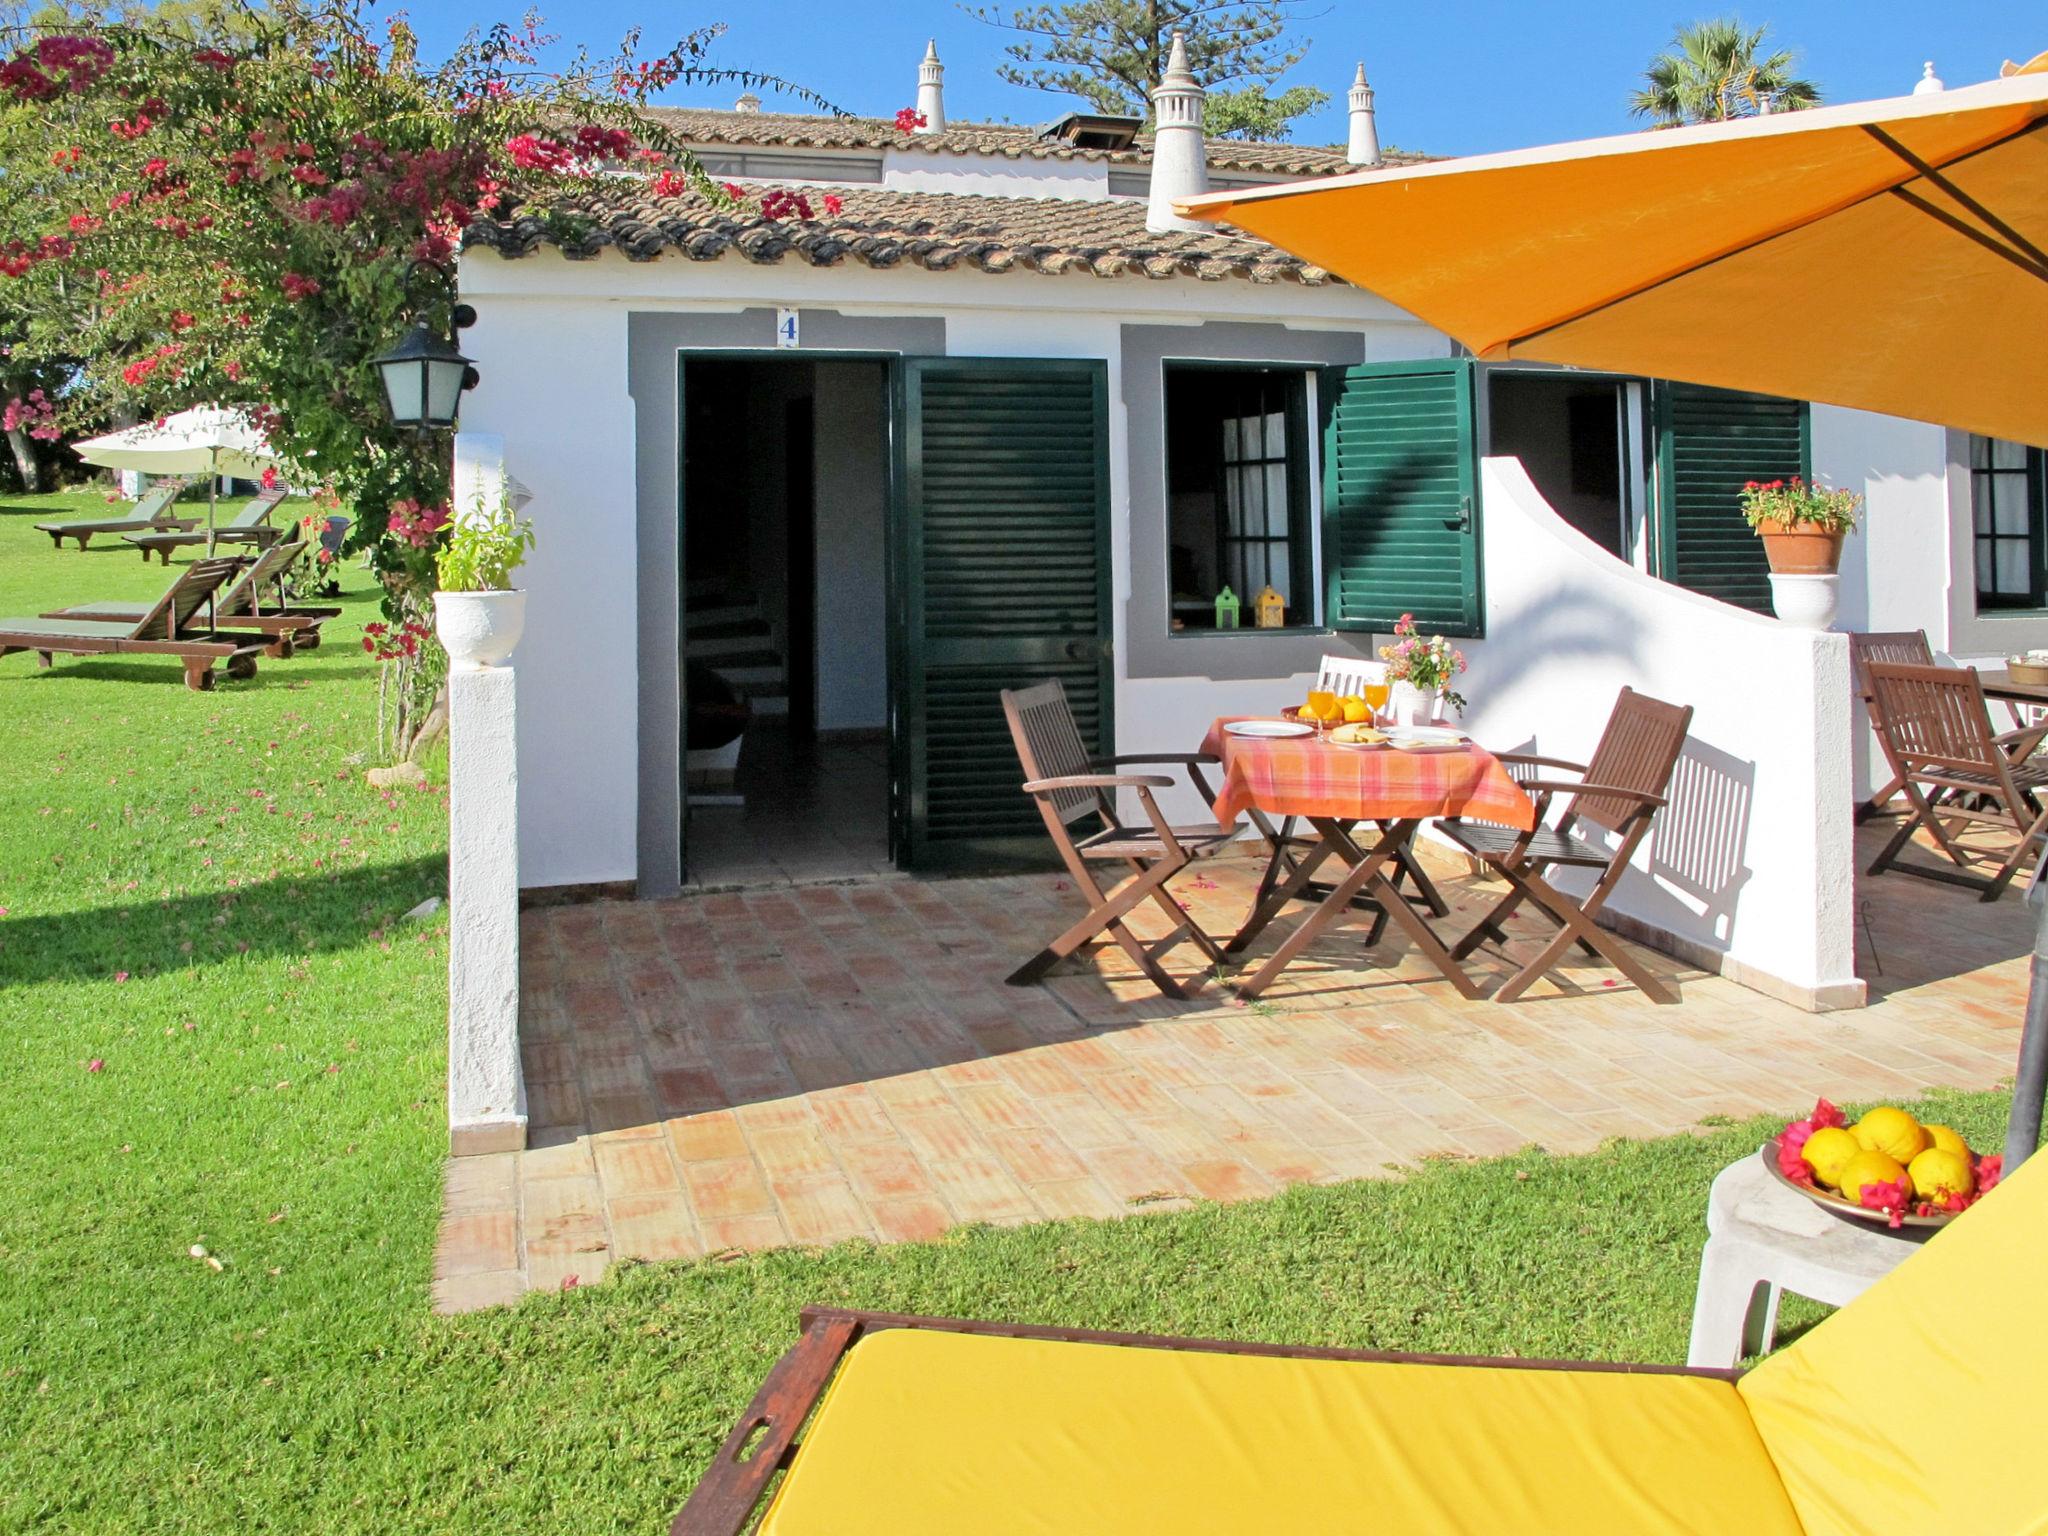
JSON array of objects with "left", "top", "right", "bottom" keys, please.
[
  {"left": 1654, "top": 382, "right": 1810, "bottom": 614},
  {"left": 1320, "top": 359, "right": 1482, "bottom": 637},
  {"left": 896, "top": 358, "right": 1113, "bottom": 873}
]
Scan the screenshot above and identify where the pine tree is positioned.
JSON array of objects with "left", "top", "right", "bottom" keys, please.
[{"left": 966, "top": 0, "right": 1326, "bottom": 138}]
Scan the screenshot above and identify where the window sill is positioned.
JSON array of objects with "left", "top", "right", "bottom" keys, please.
[{"left": 1168, "top": 626, "right": 1332, "bottom": 640}]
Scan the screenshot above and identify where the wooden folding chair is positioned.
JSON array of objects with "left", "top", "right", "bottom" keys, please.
[
  {"left": 1001, "top": 680, "right": 1234, "bottom": 1000},
  {"left": 1864, "top": 661, "right": 2048, "bottom": 901},
  {"left": 1440, "top": 687, "right": 1693, "bottom": 1004},
  {"left": 1853, "top": 632, "right": 2046, "bottom": 821}
]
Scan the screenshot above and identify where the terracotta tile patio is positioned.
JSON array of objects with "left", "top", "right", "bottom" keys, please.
[{"left": 433, "top": 823, "right": 2028, "bottom": 1311}]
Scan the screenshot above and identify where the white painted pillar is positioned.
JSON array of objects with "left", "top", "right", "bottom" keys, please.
[{"left": 447, "top": 430, "right": 527, "bottom": 1155}]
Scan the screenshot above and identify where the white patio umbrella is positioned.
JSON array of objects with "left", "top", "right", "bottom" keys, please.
[
  {"left": 1179, "top": 52, "right": 2048, "bottom": 1165},
  {"left": 73, "top": 405, "right": 280, "bottom": 551}
]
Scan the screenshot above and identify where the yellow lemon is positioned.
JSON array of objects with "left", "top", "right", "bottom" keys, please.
[
  {"left": 1800, "top": 1126, "right": 1861, "bottom": 1189},
  {"left": 1923, "top": 1123, "right": 1971, "bottom": 1160},
  {"left": 1908, "top": 1147, "right": 1974, "bottom": 1203},
  {"left": 1838, "top": 1149, "right": 1912, "bottom": 1207},
  {"left": 1341, "top": 696, "right": 1371, "bottom": 723},
  {"left": 1852, "top": 1106, "right": 1928, "bottom": 1164}
]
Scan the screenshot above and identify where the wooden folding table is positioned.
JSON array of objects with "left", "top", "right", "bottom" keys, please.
[{"left": 1200, "top": 719, "right": 1537, "bottom": 999}]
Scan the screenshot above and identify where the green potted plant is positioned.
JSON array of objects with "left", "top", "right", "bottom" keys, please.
[
  {"left": 432, "top": 491, "right": 534, "bottom": 668},
  {"left": 1740, "top": 476, "right": 1863, "bottom": 629}
]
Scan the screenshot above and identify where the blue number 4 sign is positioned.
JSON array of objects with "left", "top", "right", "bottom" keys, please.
[{"left": 776, "top": 308, "right": 800, "bottom": 349}]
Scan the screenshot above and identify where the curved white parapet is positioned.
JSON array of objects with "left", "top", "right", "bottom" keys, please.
[{"left": 1467, "top": 456, "right": 1860, "bottom": 1010}]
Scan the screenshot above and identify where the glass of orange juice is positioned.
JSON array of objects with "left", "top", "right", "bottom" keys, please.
[
  {"left": 1363, "top": 679, "right": 1391, "bottom": 725},
  {"left": 1306, "top": 689, "right": 1336, "bottom": 736}
]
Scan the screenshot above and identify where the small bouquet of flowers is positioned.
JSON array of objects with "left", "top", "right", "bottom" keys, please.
[{"left": 1378, "top": 612, "right": 1469, "bottom": 714}]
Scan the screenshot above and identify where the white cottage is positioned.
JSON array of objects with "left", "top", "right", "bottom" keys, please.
[{"left": 454, "top": 41, "right": 2048, "bottom": 1017}]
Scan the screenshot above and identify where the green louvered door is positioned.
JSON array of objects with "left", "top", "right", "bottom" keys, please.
[
  {"left": 894, "top": 358, "right": 1113, "bottom": 873},
  {"left": 1653, "top": 382, "right": 1811, "bottom": 613},
  {"left": 1320, "top": 359, "right": 1483, "bottom": 636}
]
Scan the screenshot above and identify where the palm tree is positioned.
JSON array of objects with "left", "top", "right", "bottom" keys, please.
[{"left": 1630, "top": 19, "right": 1821, "bottom": 127}]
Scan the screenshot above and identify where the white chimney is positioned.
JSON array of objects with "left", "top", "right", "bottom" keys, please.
[
  {"left": 1346, "top": 62, "right": 1381, "bottom": 167},
  {"left": 734, "top": 91, "right": 761, "bottom": 114},
  {"left": 1913, "top": 60, "right": 1945, "bottom": 95},
  {"left": 916, "top": 39, "right": 945, "bottom": 133},
  {"left": 1146, "top": 31, "right": 1208, "bottom": 234}
]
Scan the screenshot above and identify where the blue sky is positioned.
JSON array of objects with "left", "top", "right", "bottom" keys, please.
[{"left": 398, "top": 1, "right": 2037, "bottom": 156}]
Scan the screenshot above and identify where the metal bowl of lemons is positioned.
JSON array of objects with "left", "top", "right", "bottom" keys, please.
[{"left": 1763, "top": 1101, "right": 1996, "bottom": 1228}]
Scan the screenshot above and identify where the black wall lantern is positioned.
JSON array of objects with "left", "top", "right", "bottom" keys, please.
[{"left": 372, "top": 294, "right": 480, "bottom": 431}]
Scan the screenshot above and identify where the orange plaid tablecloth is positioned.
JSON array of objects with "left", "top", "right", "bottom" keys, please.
[{"left": 1200, "top": 718, "right": 1537, "bottom": 832}]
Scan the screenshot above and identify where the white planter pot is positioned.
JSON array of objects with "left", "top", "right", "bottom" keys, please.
[
  {"left": 433, "top": 589, "right": 526, "bottom": 669},
  {"left": 1768, "top": 573, "right": 1840, "bottom": 631},
  {"left": 1389, "top": 681, "right": 1440, "bottom": 727}
]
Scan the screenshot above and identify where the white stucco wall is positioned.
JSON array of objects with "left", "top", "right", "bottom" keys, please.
[
  {"left": 882, "top": 149, "right": 1111, "bottom": 199},
  {"left": 813, "top": 363, "right": 888, "bottom": 731},
  {"left": 456, "top": 290, "right": 637, "bottom": 888}
]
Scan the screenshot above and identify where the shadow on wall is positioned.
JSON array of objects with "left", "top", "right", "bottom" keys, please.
[{"left": 1467, "top": 554, "right": 1757, "bottom": 962}]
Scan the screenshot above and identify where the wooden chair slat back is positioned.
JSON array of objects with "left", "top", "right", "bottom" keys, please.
[
  {"left": 1849, "top": 630, "right": 1933, "bottom": 709},
  {"left": 133, "top": 557, "right": 240, "bottom": 641},
  {"left": 223, "top": 540, "right": 304, "bottom": 615},
  {"left": 133, "top": 478, "right": 187, "bottom": 524},
  {"left": 1313, "top": 653, "right": 1388, "bottom": 697},
  {"left": 1002, "top": 680, "right": 1102, "bottom": 827},
  {"left": 1573, "top": 687, "right": 1695, "bottom": 834},
  {"left": 1866, "top": 662, "right": 1999, "bottom": 775}
]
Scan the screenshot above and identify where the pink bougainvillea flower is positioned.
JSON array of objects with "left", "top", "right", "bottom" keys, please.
[
  {"left": 822, "top": 193, "right": 844, "bottom": 216},
  {"left": 559, "top": 1274, "right": 579, "bottom": 1291},
  {"left": 113, "top": 970, "right": 129, "bottom": 983},
  {"left": 1809, "top": 1097, "right": 1845, "bottom": 1130},
  {"left": 1775, "top": 1119, "right": 1815, "bottom": 1184},
  {"left": 1856, "top": 1175, "right": 1912, "bottom": 1228},
  {"left": 894, "top": 107, "right": 927, "bottom": 133},
  {"left": 1976, "top": 1153, "right": 2004, "bottom": 1196},
  {"left": 86, "top": 1057, "right": 104, "bottom": 1072}
]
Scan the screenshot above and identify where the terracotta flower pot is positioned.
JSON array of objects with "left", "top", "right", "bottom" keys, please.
[{"left": 1754, "top": 520, "right": 1845, "bottom": 575}]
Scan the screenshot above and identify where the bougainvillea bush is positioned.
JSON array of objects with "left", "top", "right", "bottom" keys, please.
[{"left": 0, "top": 0, "right": 815, "bottom": 748}]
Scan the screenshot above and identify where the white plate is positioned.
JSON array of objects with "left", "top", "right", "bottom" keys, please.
[
  {"left": 1388, "top": 726, "right": 1468, "bottom": 751},
  {"left": 1225, "top": 719, "right": 1313, "bottom": 739}
]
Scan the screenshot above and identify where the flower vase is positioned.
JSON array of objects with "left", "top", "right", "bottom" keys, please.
[
  {"left": 1389, "top": 682, "right": 1439, "bottom": 727},
  {"left": 433, "top": 589, "right": 527, "bottom": 669}
]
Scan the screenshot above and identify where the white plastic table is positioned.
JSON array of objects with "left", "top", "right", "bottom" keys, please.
[{"left": 1686, "top": 1151, "right": 1931, "bottom": 1369}]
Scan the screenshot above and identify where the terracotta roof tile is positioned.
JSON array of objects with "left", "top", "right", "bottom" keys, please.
[
  {"left": 637, "top": 105, "right": 1431, "bottom": 173},
  {"left": 467, "top": 182, "right": 1335, "bottom": 286}
]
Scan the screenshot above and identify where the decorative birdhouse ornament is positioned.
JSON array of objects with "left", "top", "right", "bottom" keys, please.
[
  {"left": 1255, "top": 585, "right": 1286, "bottom": 629},
  {"left": 1214, "top": 585, "right": 1241, "bottom": 629}
]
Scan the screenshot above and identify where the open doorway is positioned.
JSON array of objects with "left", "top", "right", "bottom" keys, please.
[
  {"left": 1487, "top": 371, "right": 1648, "bottom": 563},
  {"left": 680, "top": 355, "right": 893, "bottom": 889}
]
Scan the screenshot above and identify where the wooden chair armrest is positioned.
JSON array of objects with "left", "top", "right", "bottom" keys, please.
[
  {"left": 1992, "top": 726, "right": 2046, "bottom": 750},
  {"left": 1022, "top": 773, "right": 1174, "bottom": 795},
  {"left": 1521, "top": 779, "right": 1667, "bottom": 808},
  {"left": 1096, "top": 753, "right": 1222, "bottom": 767},
  {"left": 1496, "top": 752, "right": 1588, "bottom": 773}
]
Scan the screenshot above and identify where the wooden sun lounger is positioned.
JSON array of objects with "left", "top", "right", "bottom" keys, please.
[
  {"left": 0, "top": 556, "right": 267, "bottom": 690},
  {"left": 124, "top": 487, "right": 288, "bottom": 565},
  {"left": 41, "top": 539, "right": 338, "bottom": 655},
  {"left": 33, "top": 479, "right": 197, "bottom": 550}
]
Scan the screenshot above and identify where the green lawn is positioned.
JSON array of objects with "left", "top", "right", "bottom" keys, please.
[{"left": 0, "top": 487, "right": 2015, "bottom": 1531}]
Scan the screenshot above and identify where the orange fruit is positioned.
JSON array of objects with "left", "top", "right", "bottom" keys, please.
[
  {"left": 1852, "top": 1106, "right": 1928, "bottom": 1164},
  {"left": 1923, "top": 1123, "right": 1971, "bottom": 1160},
  {"left": 1341, "top": 696, "right": 1370, "bottom": 723},
  {"left": 1800, "top": 1126, "right": 1861, "bottom": 1189},
  {"left": 1838, "top": 1149, "right": 1912, "bottom": 1207},
  {"left": 1907, "top": 1147, "right": 1973, "bottom": 1203}
]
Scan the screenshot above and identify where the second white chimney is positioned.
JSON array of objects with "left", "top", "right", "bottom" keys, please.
[
  {"left": 916, "top": 39, "right": 945, "bottom": 133},
  {"left": 1346, "top": 63, "right": 1382, "bottom": 167},
  {"left": 1146, "top": 32, "right": 1208, "bottom": 234}
]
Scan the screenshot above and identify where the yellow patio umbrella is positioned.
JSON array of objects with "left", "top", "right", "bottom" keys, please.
[
  {"left": 1179, "top": 54, "right": 2048, "bottom": 447},
  {"left": 1178, "top": 53, "right": 2048, "bottom": 1166}
]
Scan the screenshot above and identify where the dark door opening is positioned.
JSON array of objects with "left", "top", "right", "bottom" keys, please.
[
  {"left": 1487, "top": 372, "right": 1644, "bottom": 562},
  {"left": 680, "top": 355, "right": 892, "bottom": 889}
]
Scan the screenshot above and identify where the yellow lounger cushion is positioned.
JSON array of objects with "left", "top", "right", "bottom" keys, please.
[
  {"left": 759, "top": 1328, "right": 1805, "bottom": 1535},
  {"left": 1739, "top": 1147, "right": 2048, "bottom": 1536}
]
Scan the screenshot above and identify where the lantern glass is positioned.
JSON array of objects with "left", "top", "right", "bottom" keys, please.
[
  {"left": 424, "top": 356, "right": 468, "bottom": 428},
  {"left": 379, "top": 356, "right": 426, "bottom": 426}
]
